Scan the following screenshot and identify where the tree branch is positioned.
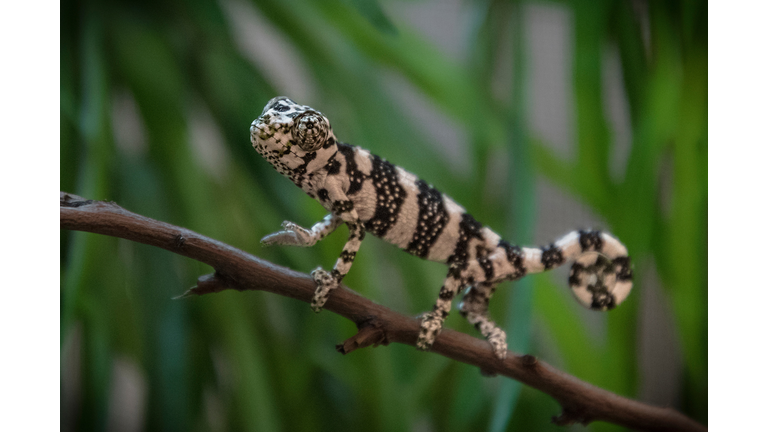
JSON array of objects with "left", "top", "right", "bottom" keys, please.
[{"left": 60, "top": 192, "right": 706, "bottom": 432}]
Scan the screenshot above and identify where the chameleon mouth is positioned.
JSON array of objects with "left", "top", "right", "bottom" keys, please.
[
  {"left": 251, "top": 118, "right": 280, "bottom": 143},
  {"left": 250, "top": 119, "right": 302, "bottom": 159},
  {"left": 249, "top": 121, "right": 267, "bottom": 148}
]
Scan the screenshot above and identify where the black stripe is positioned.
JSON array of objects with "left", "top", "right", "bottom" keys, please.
[
  {"left": 332, "top": 200, "right": 354, "bottom": 213},
  {"left": 336, "top": 143, "right": 366, "bottom": 195},
  {"left": 322, "top": 135, "right": 336, "bottom": 149},
  {"left": 612, "top": 256, "right": 633, "bottom": 281},
  {"left": 568, "top": 262, "right": 585, "bottom": 286},
  {"left": 447, "top": 213, "right": 484, "bottom": 266},
  {"left": 364, "top": 155, "right": 407, "bottom": 237},
  {"left": 406, "top": 180, "right": 449, "bottom": 258},
  {"left": 289, "top": 149, "right": 320, "bottom": 186},
  {"left": 438, "top": 286, "right": 454, "bottom": 300},
  {"left": 541, "top": 244, "right": 564, "bottom": 269},
  {"left": 578, "top": 230, "right": 603, "bottom": 252},
  {"left": 340, "top": 250, "right": 357, "bottom": 262},
  {"left": 498, "top": 240, "right": 526, "bottom": 280},
  {"left": 325, "top": 157, "right": 341, "bottom": 175},
  {"left": 478, "top": 256, "right": 495, "bottom": 281}
]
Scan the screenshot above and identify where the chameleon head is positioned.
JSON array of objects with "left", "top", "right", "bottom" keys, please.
[
  {"left": 568, "top": 253, "right": 633, "bottom": 311},
  {"left": 250, "top": 96, "right": 337, "bottom": 177}
]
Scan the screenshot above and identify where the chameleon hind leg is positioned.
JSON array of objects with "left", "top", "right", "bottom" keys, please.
[{"left": 459, "top": 282, "right": 507, "bottom": 359}]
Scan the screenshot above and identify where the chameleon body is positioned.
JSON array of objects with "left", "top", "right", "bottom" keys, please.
[{"left": 250, "top": 97, "right": 633, "bottom": 359}]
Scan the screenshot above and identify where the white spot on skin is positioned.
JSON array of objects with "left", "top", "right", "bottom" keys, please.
[
  {"left": 522, "top": 247, "right": 546, "bottom": 274},
  {"left": 555, "top": 230, "right": 581, "bottom": 258},
  {"left": 600, "top": 232, "right": 628, "bottom": 257}
]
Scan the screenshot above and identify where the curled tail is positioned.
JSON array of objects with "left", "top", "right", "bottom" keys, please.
[{"left": 520, "top": 230, "right": 633, "bottom": 310}]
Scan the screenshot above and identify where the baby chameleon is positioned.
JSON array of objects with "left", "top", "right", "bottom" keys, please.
[{"left": 250, "top": 97, "right": 633, "bottom": 360}]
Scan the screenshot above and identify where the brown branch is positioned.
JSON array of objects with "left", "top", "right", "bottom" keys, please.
[{"left": 60, "top": 192, "right": 706, "bottom": 432}]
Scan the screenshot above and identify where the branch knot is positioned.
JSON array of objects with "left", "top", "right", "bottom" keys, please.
[{"left": 336, "top": 318, "right": 388, "bottom": 354}]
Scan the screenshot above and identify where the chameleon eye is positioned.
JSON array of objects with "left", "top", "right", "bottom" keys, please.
[{"left": 292, "top": 110, "right": 328, "bottom": 152}]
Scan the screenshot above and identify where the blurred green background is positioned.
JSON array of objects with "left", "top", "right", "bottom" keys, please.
[{"left": 60, "top": 0, "right": 707, "bottom": 430}]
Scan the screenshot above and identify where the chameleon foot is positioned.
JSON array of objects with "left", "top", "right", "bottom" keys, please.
[
  {"left": 486, "top": 328, "right": 508, "bottom": 360},
  {"left": 416, "top": 312, "right": 444, "bottom": 351},
  {"left": 310, "top": 267, "right": 338, "bottom": 312}
]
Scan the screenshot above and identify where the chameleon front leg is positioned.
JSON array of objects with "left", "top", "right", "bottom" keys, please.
[
  {"left": 309, "top": 188, "right": 365, "bottom": 312},
  {"left": 261, "top": 207, "right": 362, "bottom": 311},
  {"left": 261, "top": 213, "right": 343, "bottom": 247},
  {"left": 310, "top": 221, "right": 365, "bottom": 312}
]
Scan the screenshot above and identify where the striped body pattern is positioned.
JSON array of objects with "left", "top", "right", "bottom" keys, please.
[{"left": 251, "top": 97, "right": 633, "bottom": 359}]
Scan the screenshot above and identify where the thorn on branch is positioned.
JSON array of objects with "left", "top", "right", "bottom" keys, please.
[
  {"left": 479, "top": 368, "right": 498, "bottom": 377},
  {"left": 336, "top": 319, "right": 388, "bottom": 354},
  {"left": 552, "top": 407, "right": 590, "bottom": 427},
  {"left": 174, "top": 272, "right": 239, "bottom": 299},
  {"left": 60, "top": 191, "right": 94, "bottom": 208},
  {"left": 521, "top": 354, "right": 538, "bottom": 367}
]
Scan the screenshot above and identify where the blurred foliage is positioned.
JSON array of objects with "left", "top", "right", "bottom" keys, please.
[{"left": 60, "top": 0, "right": 707, "bottom": 431}]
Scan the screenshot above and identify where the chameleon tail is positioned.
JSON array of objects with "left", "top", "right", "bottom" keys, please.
[{"left": 520, "top": 230, "right": 633, "bottom": 310}]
